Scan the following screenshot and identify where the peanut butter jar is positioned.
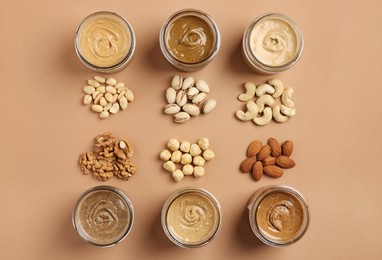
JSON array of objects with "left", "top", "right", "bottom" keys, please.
[
  {"left": 247, "top": 185, "right": 310, "bottom": 246},
  {"left": 242, "top": 13, "right": 303, "bottom": 74},
  {"left": 72, "top": 186, "right": 134, "bottom": 247},
  {"left": 159, "top": 9, "right": 221, "bottom": 71},
  {"left": 161, "top": 187, "right": 222, "bottom": 248},
  {"left": 75, "top": 11, "right": 136, "bottom": 73}
]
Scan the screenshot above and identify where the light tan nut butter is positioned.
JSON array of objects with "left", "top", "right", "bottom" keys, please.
[
  {"left": 248, "top": 185, "right": 310, "bottom": 246},
  {"left": 242, "top": 13, "right": 303, "bottom": 74},
  {"left": 162, "top": 188, "right": 221, "bottom": 248},
  {"left": 75, "top": 12, "right": 135, "bottom": 72},
  {"left": 73, "top": 186, "right": 134, "bottom": 247}
]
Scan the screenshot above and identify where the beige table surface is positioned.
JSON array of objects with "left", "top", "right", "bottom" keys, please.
[{"left": 1, "top": 0, "right": 382, "bottom": 259}]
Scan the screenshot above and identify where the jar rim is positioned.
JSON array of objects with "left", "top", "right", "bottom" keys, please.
[
  {"left": 242, "top": 13, "right": 304, "bottom": 74},
  {"left": 74, "top": 11, "right": 136, "bottom": 73},
  {"left": 247, "top": 185, "right": 310, "bottom": 246},
  {"left": 161, "top": 187, "right": 222, "bottom": 248},
  {"left": 159, "top": 9, "right": 221, "bottom": 71},
  {"left": 72, "top": 185, "right": 134, "bottom": 247}
]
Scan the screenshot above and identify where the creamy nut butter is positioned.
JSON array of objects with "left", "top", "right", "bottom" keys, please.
[
  {"left": 247, "top": 185, "right": 310, "bottom": 246},
  {"left": 242, "top": 13, "right": 303, "bottom": 74},
  {"left": 165, "top": 15, "right": 214, "bottom": 63},
  {"left": 73, "top": 186, "right": 134, "bottom": 247},
  {"left": 75, "top": 12, "right": 136, "bottom": 73},
  {"left": 160, "top": 9, "right": 221, "bottom": 71},
  {"left": 162, "top": 187, "right": 222, "bottom": 248}
]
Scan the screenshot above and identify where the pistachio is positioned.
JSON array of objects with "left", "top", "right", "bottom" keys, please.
[
  {"left": 97, "top": 86, "right": 106, "bottom": 93},
  {"left": 103, "top": 103, "right": 112, "bottom": 111},
  {"left": 114, "top": 82, "right": 125, "bottom": 89},
  {"left": 171, "top": 75, "right": 183, "bottom": 90},
  {"left": 105, "top": 93, "right": 114, "bottom": 103},
  {"left": 92, "top": 91, "right": 100, "bottom": 99},
  {"left": 125, "top": 89, "right": 134, "bottom": 102},
  {"left": 166, "top": 87, "right": 177, "bottom": 104},
  {"left": 195, "top": 80, "right": 210, "bottom": 93},
  {"left": 91, "top": 104, "right": 103, "bottom": 113},
  {"left": 94, "top": 93, "right": 102, "bottom": 104},
  {"left": 174, "top": 112, "right": 190, "bottom": 123},
  {"left": 187, "top": 87, "right": 199, "bottom": 99},
  {"left": 88, "top": 79, "right": 100, "bottom": 88},
  {"left": 164, "top": 104, "right": 181, "bottom": 115},
  {"left": 99, "top": 97, "right": 108, "bottom": 107},
  {"left": 192, "top": 93, "right": 207, "bottom": 105},
  {"left": 99, "top": 111, "right": 109, "bottom": 119},
  {"left": 182, "top": 103, "right": 200, "bottom": 116},
  {"left": 182, "top": 76, "right": 194, "bottom": 90},
  {"left": 202, "top": 99, "right": 217, "bottom": 114},
  {"left": 176, "top": 90, "right": 188, "bottom": 107}
]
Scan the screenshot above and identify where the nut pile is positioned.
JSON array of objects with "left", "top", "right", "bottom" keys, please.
[
  {"left": 236, "top": 79, "right": 296, "bottom": 126},
  {"left": 160, "top": 138, "right": 215, "bottom": 182},
  {"left": 240, "top": 138, "right": 295, "bottom": 181},
  {"left": 82, "top": 76, "right": 135, "bottom": 119},
  {"left": 164, "top": 75, "right": 217, "bottom": 124},
  {"left": 78, "top": 132, "right": 136, "bottom": 181}
]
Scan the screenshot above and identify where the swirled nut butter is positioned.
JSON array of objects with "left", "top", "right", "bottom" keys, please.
[
  {"left": 160, "top": 9, "right": 221, "bottom": 71},
  {"left": 242, "top": 13, "right": 303, "bottom": 74},
  {"left": 247, "top": 185, "right": 310, "bottom": 246},
  {"left": 72, "top": 186, "right": 134, "bottom": 247},
  {"left": 75, "top": 11, "right": 136, "bottom": 73},
  {"left": 161, "top": 187, "right": 222, "bottom": 248}
]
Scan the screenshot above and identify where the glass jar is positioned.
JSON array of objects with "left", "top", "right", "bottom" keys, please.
[
  {"left": 242, "top": 13, "right": 303, "bottom": 74},
  {"left": 72, "top": 186, "right": 134, "bottom": 247},
  {"left": 247, "top": 185, "right": 310, "bottom": 246},
  {"left": 75, "top": 11, "right": 136, "bottom": 73},
  {"left": 161, "top": 187, "right": 222, "bottom": 248},
  {"left": 159, "top": 9, "right": 221, "bottom": 71}
]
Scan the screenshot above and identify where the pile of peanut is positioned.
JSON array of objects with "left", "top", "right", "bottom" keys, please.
[
  {"left": 164, "top": 75, "right": 217, "bottom": 123},
  {"left": 82, "top": 76, "right": 135, "bottom": 119},
  {"left": 160, "top": 138, "right": 215, "bottom": 182},
  {"left": 236, "top": 79, "right": 296, "bottom": 125},
  {"left": 78, "top": 132, "right": 136, "bottom": 181},
  {"left": 240, "top": 138, "right": 295, "bottom": 181}
]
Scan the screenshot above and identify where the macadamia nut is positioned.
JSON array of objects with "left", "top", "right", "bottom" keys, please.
[
  {"left": 171, "top": 150, "right": 182, "bottom": 163},
  {"left": 193, "top": 156, "right": 206, "bottom": 166},
  {"left": 160, "top": 150, "right": 172, "bottom": 161},
  {"left": 163, "top": 161, "right": 176, "bottom": 173},
  {"left": 180, "top": 140, "right": 191, "bottom": 153},
  {"left": 172, "top": 169, "right": 184, "bottom": 182},
  {"left": 182, "top": 164, "right": 194, "bottom": 176},
  {"left": 190, "top": 144, "right": 202, "bottom": 156},
  {"left": 197, "top": 138, "right": 210, "bottom": 150},
  {"left": 181, "top": 153, "right": 192, "bottom": 165},
  {"left": 193, "top": 166, "right": 205, "bottom": 177},
  {"left": 203, "top": 149, "right": 215, "bottom": 161}
]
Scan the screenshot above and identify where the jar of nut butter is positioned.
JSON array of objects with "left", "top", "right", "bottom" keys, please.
[
  {"left": 159, "top": 9, "right": 221, "bottom": 71},
  {"left": 247, "top": 185, "right": 310, "bottom": 246},
  {"left": 72, "top": 186, "right": 134, "bottom": 247}
]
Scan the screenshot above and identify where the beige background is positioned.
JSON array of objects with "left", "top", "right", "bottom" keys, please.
[{"left": 1, "top": 0, "right": 381, "bottom": 259}]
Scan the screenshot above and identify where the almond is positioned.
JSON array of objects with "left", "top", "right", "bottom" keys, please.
[
  {"left": 276, "top": 156, "right": 296, "bottom": 169},
  {"left": 246, "top": 140, "right": 262, "bottom": 157},
  {"left": 268, "top": 138, "right": 281, "bottom": 157},
  {"left": 240, "top": 157, "right": 257, "bottom": 173},
  {"left": 251, "top": 161, "right": 263, "bottom": 181},
  {"left": 263, "top": 165, "right": 284, "bottom": 178},
  {"left": 262, "top": 156, "right": 276, "bottom": 166},
  {"left": 257, "top": 145, "right": 271, "bottom": 161},
  {"left": 282, "top": 140, "right": 294, "bottom": 157}
]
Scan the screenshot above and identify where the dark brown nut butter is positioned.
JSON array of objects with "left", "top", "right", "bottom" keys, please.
[
  {"left": 160, "top": 9, "right": 221, "bottom": 71},
  {"left": 72, "top": 186, "right": 134, "bottom": 247},
  {"left": 247, "top": 185, "right": 310, "bottom": 246}
]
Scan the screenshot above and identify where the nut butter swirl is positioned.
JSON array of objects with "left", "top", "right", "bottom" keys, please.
[
  {"left": 257, "top": 192, "right": 303, "bottom": 241},
  {"left": 249, "top": 19, "right": 297, "bottom": 66},
  {"left": 79, "top": 14, "right": 131, "bottom": 68},
  {"left": 166, "top": 16, "right": 214, "bottom": 63},
  {"left": 167, "top": 192, "right": 218, "bottom": 243},
  {"left": 87, "top": 200, "right": 119, "bottom": 234}
]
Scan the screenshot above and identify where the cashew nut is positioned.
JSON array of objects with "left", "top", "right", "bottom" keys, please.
[
  {"left": 280, "top": 105, "right": 296, "bottom": 117},
  {"left": 255, "top": 94, "right": 275, "bottom": 113},
  {"left": 268, "top": 79, "right": 284, "bottom": 98},
  {"left": 256, "top": 83, "right": 275, "bottom": 97},
  {"left": 272, "top": 105, "right": 288, "bottom": 123},
  {"left": 238, "top": 82, "right": 256, "bottom": 102},
  {"left": 236, "top": 101, "right": 259, "bottom": 121},
  {"left": 253, "top": 107, "right": 272, "bottom": 126},
  {"left": 281, "top": 87, "right": 294, "bottom": 108}
]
